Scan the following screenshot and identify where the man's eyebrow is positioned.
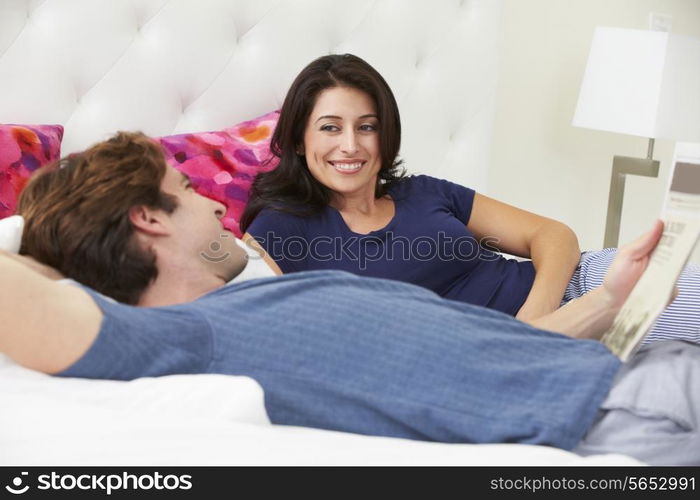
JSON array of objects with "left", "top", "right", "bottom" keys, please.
[{"left": 314, "top": 113, "right": 378, "bottom": 124}]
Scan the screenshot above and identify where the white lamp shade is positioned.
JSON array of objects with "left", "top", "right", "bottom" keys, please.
[{"left": 573, "top": 27, "right": 700, "bottom": 142}]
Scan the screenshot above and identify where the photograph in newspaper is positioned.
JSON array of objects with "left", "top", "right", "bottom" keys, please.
[{"left": 601, "top": 150, "right": 700, "bottom": 361}]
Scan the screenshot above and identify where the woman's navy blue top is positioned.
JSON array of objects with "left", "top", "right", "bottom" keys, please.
[{"left": 247, "top": 175, "right": 536, "bottom": 315}]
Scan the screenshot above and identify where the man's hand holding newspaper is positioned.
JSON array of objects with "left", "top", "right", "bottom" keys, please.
[
  {"left": 600, "top": 143, "right": 700, "bottom": 361},
  {"left": 603, "top": 219, "right": 665, "bottom": 310}
]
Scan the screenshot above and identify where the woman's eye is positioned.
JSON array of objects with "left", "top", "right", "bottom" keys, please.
[
  {"left": 360, "top": 124, "right": 377, "bottom": 132},
  {"left": 320, "top": 124, "right": 340, "bottom": 132}
]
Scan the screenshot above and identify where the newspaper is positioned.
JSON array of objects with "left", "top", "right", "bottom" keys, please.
[{"left": 601, "top": 143, "right": 700, "bottom": 361}]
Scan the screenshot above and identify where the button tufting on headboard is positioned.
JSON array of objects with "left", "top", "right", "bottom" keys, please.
[{"left": 0, "top": 0, "right": 501, "bottom": 193}]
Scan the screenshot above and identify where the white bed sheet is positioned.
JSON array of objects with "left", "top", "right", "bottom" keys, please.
[{"left": 1, "top": 356, "right": 643, "bottom": 466}]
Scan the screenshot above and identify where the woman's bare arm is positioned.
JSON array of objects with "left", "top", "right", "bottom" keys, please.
[{"left": 468, "top": 193, "right": 581, "bottom": 320}]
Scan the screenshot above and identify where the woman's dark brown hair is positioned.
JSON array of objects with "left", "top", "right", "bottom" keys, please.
[
  {"left": 240, "top": 53, "right": 405, "bottom": 232},
  {"left": 18, "top": 131, "right": 178, "bottom": 304}
]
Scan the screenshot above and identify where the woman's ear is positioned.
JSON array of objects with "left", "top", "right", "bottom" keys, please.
[{"left": 128, "top": 205, "right": 170, "bottom": 236}]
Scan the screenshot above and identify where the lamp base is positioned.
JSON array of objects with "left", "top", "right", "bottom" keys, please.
[{"left": 604, "top": 156, "right": 660, "bottom": 248}]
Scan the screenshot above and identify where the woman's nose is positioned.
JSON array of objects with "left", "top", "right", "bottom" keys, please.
[{"left": 340, "top": 129, "right": 359, "bottom": 154}]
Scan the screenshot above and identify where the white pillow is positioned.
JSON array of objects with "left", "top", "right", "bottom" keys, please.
[
  {"left": 229, "top": 238, "right": 276, "bottom": 283},
  {"left": 0, "top": 215, "right": 24, "bottom": 253},
  {"left": 0, "top": 354, "right": 270, "bottom": 425}
]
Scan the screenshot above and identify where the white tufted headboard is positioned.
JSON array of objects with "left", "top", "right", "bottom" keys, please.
[{"left": 0, "top": 0, "right": 500, "bottom": 193}]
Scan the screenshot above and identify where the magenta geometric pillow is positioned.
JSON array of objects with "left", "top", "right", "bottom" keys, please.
[
  {"left": 0, "top": 124, "right": 64, "bottom": 219},
  {"left": 158, "top": 110, "right": 280, "bottom": 238}
]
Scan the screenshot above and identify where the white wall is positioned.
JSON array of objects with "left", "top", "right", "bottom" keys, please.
[{"left": 489, "top": 0, "right": 700, "bottom": 259}]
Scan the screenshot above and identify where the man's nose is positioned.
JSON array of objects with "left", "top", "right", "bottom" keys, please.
[{"left": 212, "top": 199, "right": 227, "bottom": 218}]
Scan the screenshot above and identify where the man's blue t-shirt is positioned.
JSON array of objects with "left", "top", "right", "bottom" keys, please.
[
  {"left": 247, "top": 175, "right": 536, "bottom": 315},
  {"left": 59, "top": 271, "right": 620, "bottom": 449}
]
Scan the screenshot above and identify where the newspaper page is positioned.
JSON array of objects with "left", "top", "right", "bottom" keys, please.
[{"left": 601, "top": 142, "right": 700, "bottom": 361}]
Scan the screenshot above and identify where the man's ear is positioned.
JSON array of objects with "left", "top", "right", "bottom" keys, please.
[{"left": 128, "top": 205, "right": 170, "bottom": 236}]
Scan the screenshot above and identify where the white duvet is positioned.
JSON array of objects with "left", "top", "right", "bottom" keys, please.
[{"left": 0, "top": 356, "right": 642, "bottom": 466}]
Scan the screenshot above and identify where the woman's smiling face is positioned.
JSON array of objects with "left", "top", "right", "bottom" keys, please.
[{"left": 302, "top": 86, "right": 381, "bottom": 201}]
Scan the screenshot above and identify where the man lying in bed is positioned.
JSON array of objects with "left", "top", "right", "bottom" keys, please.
[{"left": 1, "top": 132, "right": 698, "bottom": 465}]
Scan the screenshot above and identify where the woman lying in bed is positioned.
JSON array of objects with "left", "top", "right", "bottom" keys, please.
[{"left": 241, "top": 53, "right": 699, "bottom": 345}]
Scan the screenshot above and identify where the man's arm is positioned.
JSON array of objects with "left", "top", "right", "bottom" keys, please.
[
  {"left": 525, "top": 286, "right": 618, "bottom": 340},
  {"left": 0, "top": 249, "right": 102, "bottom": 374},
  {"left": 524, "top": 220, "right": 665, "bottom": 340},
  {"left": 3, "top": 251, "right": 66, "bottom": 280}
]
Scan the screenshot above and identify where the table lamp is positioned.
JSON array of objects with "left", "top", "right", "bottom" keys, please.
[{"left": 573, "top": 27, "right": 700, "bottom": 247}]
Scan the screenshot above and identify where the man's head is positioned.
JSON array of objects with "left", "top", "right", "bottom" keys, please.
[{"left": 18, "top": 132, "right": 246, "bottom": 304}]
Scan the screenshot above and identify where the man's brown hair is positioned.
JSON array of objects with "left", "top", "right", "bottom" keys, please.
[{"left": 18, "top": 131, "right": 178, "bottom": 304}]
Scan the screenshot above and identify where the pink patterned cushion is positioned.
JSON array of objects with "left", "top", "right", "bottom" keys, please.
[
  {"left": 158, "top": 110, "right": 280, "bottom": 237},
  {"left": 0, "top": 124, "right": 64, "bottom": 219}
]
